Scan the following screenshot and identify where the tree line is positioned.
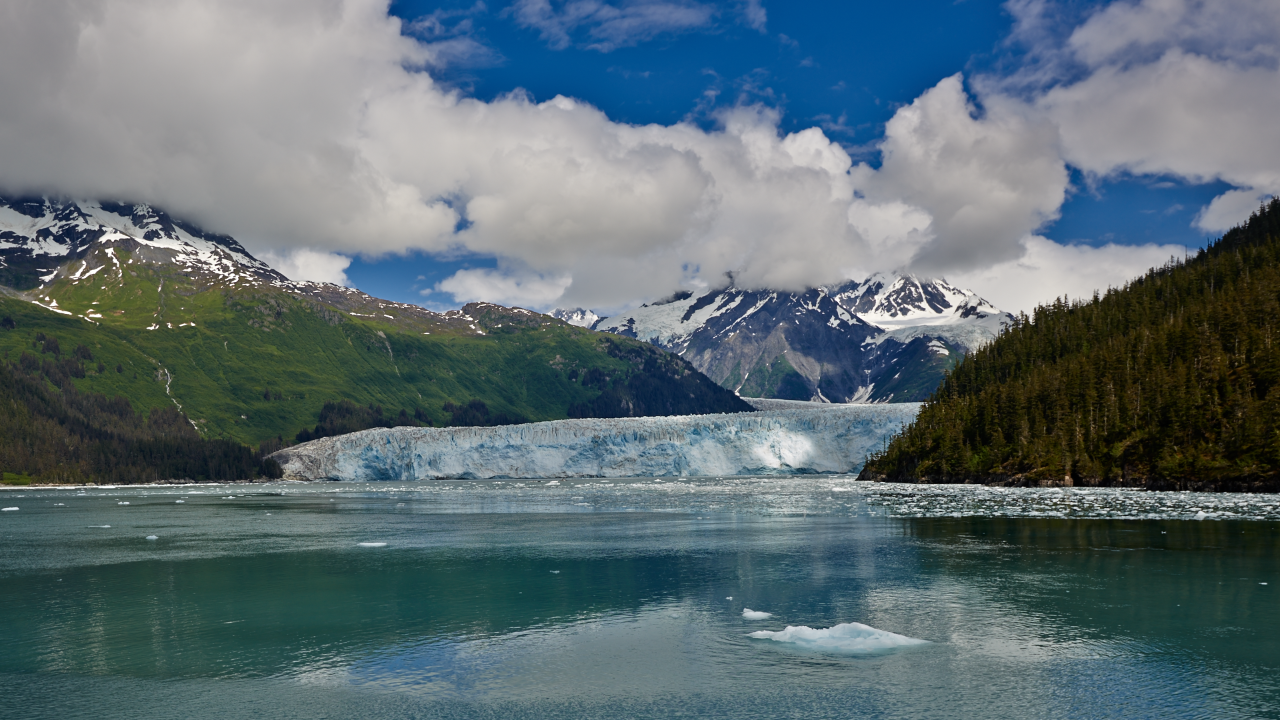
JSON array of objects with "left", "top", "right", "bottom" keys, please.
[{"left": 860, "top": 198, "right": 1280, "bottom": 492}]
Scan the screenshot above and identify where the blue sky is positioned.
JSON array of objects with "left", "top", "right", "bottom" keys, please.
[
  {"left": 7, "top": 0, "right": 1276, "bottom": 314},
  {"left": 343, "top": 0, "right": 1221, "bottom": 308}
]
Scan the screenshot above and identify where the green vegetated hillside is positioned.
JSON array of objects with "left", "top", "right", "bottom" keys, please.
[
  {"left": 861, "top": 198, "right": 1280, "bottom": 492},
  {"left": 0, "top": 290, "right": 747, "bottom": 449},
  {"left": 0, "top": 230, "right": 748, "bottom": 482}
]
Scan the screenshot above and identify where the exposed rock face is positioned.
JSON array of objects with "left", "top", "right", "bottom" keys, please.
[
  {"left": 581, "top": 275, "right": 1014, "bottom": 403},
  {"left": 272, "top": 402, "right": 921, "bottom": 481}
]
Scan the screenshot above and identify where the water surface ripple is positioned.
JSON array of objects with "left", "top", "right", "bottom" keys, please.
[{"left": 0, "top": 478, "right": 1275, "bottom": 719}]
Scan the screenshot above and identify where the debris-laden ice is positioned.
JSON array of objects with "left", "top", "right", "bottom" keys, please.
[
  {"left": 748, "top": 622, "right": 928, "bottom": 654},
  {"left": 273, "top": 404, "right": 920, "bottom": 481}
]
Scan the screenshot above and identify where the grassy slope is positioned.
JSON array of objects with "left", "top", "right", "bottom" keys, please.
[{"left": 0, "top": 267, "right": 671, "bottom": 445}]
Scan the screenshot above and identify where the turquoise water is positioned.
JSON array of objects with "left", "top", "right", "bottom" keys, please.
[{"left": 1, "top": 478, "right": 1276, "bottom": 719}]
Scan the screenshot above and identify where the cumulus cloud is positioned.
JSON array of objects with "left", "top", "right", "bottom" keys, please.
[
  {"left": 258, "top": 248, "right": 353, "bottom": 286},
  {"left": 0, "top": 0, "right": 1274, "bottom": 314},
  {"left": 862, "top": 75, "right": 1068, "bottom": 273},
  {"left": 950, "top": 235, "right": 1188, "bottom": 314},
  {"left": 435, "top": 266, "right": 572, "bottom": 307},
  {"left": 509, "top": 0, "right": 716, "bottom": 52},
  {"left": 1009, "top": 0, "right": 1280, "bottom": 232}
]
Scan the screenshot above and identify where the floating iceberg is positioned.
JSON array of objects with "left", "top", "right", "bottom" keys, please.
[
  {"left": 145, "top": 535, "right": 159, "bottom": 540},
  {"left": 748, "top": 622, "right": 928, "bottom": 654},
  {"left": 1, "top": 507, "right": 17, "bottom": 512},
  {"left": 742, "top": 609, "right": 773, "bottom": 620},
  {"left": 273, "top": 403, "right": 920, "bottom": 481},
  {"left": 357, "top": 542, "right": 388, "bottom": 547}
]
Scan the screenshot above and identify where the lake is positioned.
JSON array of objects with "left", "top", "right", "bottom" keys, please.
[{"left": 1, "top": 478, "right": 1276, "bottom": 719}]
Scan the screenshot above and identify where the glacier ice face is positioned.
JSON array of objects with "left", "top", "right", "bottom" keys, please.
[{"left": 272, "top": 403, "right": 920, "bottom": 481}]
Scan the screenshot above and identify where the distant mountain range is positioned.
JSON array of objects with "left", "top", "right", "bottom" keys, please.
[
  {"left": 554, "top": 275, "right": 1014, "bottom": 403},
  {"left": 0, "top": 197, "right": 748, "bottom": 457}
]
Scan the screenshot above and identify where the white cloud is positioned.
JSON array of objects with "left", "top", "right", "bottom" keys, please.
[
  {"left": 1003, "top": 0, "right": 1280, "bottom": 233},
  {"left": 862, "top": 75, "right": 1068, "bottom": 273},
  {"left": 508, "top": 0, "right": 716, "bottom": 52},
  {"left": 950, "top": 235, "right": 1188, "bottom": 315},
  {"left": 740, "top": 0, "right": 766, "bottom": 32},
  {"left": 2, "top": 0, "right": 1274, "bottom": 315},
  {"left": 258, "top": 248, "right": 353, "bottom": 286},
  {"left": 434, "top": 266, "right": 572, "bottom": 307}
]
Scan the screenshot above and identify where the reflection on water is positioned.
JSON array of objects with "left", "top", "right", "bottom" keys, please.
[{"left": 0, "top": 478, "right": 1276, "bottom": 719}]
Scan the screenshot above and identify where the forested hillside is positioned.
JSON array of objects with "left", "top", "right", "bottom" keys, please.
[
  {"left": 860, "top": 198, "right": 1280, "bottom": 492},
  {"left": 0, "top": 352, "right": 280, "bottom": 485}
]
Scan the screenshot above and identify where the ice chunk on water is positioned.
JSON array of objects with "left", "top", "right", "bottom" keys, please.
[
  {"left": 175, "top": 500, "right": 185, "bottom": 504},
  {"left": 357, "top": 542, "right": 387, "bottom": 547},
  {"left": 1194, "top": 511, "right": 1209, "bottom": 520},
  {"left": 748, "top": 622, "right": 928, "bottom": 654},
  {"left": 117, "top": 501, "right": 129, "bottom": 505},
  {"left": 146, "top": 535, "right": 159, "bottom": 540},
  {"left": 1, "top": 507, "right": 17, "bottom": 511},
  {"left": 742, "top": 609, "right": 772, "bottom": 620}
]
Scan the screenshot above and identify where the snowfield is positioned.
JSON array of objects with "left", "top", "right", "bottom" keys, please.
[{"left": 272, "top": 402, "right": 921, "bottom": 481}]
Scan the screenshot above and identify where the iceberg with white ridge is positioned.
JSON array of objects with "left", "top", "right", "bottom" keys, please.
[{"left": 748, "top": 622, "right": 928, "bottom": 654}]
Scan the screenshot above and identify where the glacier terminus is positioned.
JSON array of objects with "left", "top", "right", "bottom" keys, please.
[{"left": 273, "top": 400, "right": 921, "bottom": 481}]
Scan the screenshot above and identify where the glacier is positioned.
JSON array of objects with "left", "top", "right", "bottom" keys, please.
[{"left": 272, "top": 401, "right": 921, "bottom": 481}]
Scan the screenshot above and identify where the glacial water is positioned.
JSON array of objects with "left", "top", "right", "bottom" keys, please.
[{"left": 0, "top": 478, "right": 1276, "bottom": 719}]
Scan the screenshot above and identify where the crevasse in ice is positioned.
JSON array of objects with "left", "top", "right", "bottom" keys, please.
[{"left": 273, "top": 403, "right": 920, "bottom": 481}]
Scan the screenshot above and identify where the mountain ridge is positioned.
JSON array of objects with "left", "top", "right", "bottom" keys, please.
[
  {"left": 0, "top": 196, "right": 750, "bottom": 457},
  {"left": 557, "top": 274, "right": 1014, "bottom": 403}
]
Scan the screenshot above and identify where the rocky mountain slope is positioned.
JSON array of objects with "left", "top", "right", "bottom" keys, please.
[
  {"left": 572, "top": 274, "right": 1013, "bottom": 403},
  {"left": 0, "top": 197, "right": 749, "bottom": 449}
]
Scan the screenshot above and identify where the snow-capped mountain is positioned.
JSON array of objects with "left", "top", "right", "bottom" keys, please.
[
  {"left": 0, "top": 196, "right": 496, "bottom": 334},
  {"left": 549, "top": 307, "right": 600, "bottom": 328},
  {"left": 0, "top": 197, "right": 283, "bottom": 289},
  {"left": 562, "top": 275, "right": 1015, "bottom": 404}
]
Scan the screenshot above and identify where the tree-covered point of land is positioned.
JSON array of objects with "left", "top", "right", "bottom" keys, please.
[{"left": 860, "top": 198, "right": 1280, "bottom": 492}]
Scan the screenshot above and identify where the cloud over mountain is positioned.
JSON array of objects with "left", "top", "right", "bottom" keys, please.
[{"left": 0, "top": 0, "right": 1274, "bottom": 313}]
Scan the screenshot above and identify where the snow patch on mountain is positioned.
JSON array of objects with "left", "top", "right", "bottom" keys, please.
[
  {"left": 549, "top": 307, "right": 600, "bottom": 328},
  {"left": 272, "top": 403, "right": 920, "bottom": 481}
]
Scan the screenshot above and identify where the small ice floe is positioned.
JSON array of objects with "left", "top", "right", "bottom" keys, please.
[
  {"left": 550, "top": 570, "right": 561, "bottom": 574},
  {"left": 357, "top": 542, "right": 387, "bottom": 547},
  {"left": 90, "top": 525, "right": 111, "bottom": 528},
  {"left": 146, "top": 535, "right": 159, "bottom": 540},
  {"left": 726, "top": 596, "right": 733, "bottom": 601},
  {"left": 54, "top": 503, "right": 66, "bottom": 507},
  {"left": 1262, "top": 583, "right": 1269, "bottom": 586},
  {"left": 117, "top": 501, "right": 130, "bottom": 505},
  {"left": 1, "top": 507, "right": 17, "bottom": 512},
  {"left": 742, "top": 609, "right": 773, "bottom": 620},
  {"left": 748, "top": 622, "right": 929, "bottom": 655},
  {"left": 546, "top": 481, "right": 560, "bottom": 486},
  {"left": 1194, "top": 511, "right": 1209, "bottom": 521},
  {"left": 175, "top": 500, "right": 185, "bottom": 504}
]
